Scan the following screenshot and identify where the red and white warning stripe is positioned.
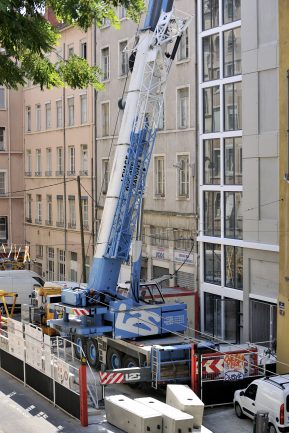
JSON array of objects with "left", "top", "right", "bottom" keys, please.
[
  {"left": 99, "top": 372, "right": 125, "bottom": 385},
  {"left": 72, "top": 308, "right": 90, "bottom": 316}
]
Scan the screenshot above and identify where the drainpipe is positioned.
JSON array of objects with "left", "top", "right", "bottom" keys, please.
[
  {"left": 93, "top": 20, "right": 98, "bottom": 253},
  {"left": 63, "top": 42, "right": 67, "bottom": 278}
]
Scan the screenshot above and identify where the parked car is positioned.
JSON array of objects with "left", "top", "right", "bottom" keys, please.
[{"left": 234, "top": 375, "right": 289, "bottom": 433}]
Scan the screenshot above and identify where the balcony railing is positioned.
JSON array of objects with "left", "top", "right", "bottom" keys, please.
[
  {"left": 45, "top": 220, "right": 53, "bottom": 226},
  {"left": 83, "top": 224, "right": 89, "bottom": 231},
  {"left": 55, "top": 170, "right": 64, "bottom": 176},
  {"left": 25, "top": 217, "right": 32, "bottom": 223},
  {"left": 79, "top": 170, "right": 88, "bottom": 176},
  {"left": 34, "top": 171, "right": 42, "bottom": 177},
  {"left": 68, "top": 222, "right": 76, "bottom": 229},
  {"left": 25, "top": 171, "right": 32, "bottom": 177},
  {"left": 35, "top": 218, "right": 42, "bottom": 224},
  {"left": 67, "top": 170, "right": 76, "bottom": 176},
  {"left": 45, "top": 171, "right": 52, "bottom": 177},
  {"left": 56, "top": 221, "right": 64, "bottom": 227}
]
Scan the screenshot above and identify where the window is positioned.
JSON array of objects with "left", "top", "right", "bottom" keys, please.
[
  {"left": 151, "top": 226, "right": 169, "bottom": 247},
  {"left": 224, "top": 82, "right": 242, "bottom": 131},
  {"left": 0, "top": 172, "right": 6, "bottom": 195},
  {"left": 26, "top": 150, "right": 32, "bottom": 175},
  {"left": 0, "top": 127, "right": 5, "bottom": 151},
  {"left": 177, "top": 87, "right": 189, "bottom": 129},
  {"left": 223, "top": 0, "right": 241, "bottom": 24},
  {"left": 102, "top": 159, "right": 110, "bottom": 194},
  {"left": 177, "top": 154, "right": 189, "bottom": 198},
  {"left": 0, "top": 217, "right": 8, "bottom": 242},
  {"left": 101, "top": 47, "right": 110, "bottom": 81},
  {"left": 68, "top": 196, "right": 76, "bottom": 228},
  {"left": 47, "top": 247, "right": 54, "bottom": 280},
  {"left": 26, "top": 194, "right": 32, "bottom": 222},
  {"left": 56, "top": 147, "right": 63, "bottom": 175},
  {"left": 224, "top": 28, "right": 241, "bottom": 77},
  {"left": 35, "top": 149, "right": 41, "bottom": 176},
  {"left": 81, "top": 197, "right": 89, "bottom": 229},
  {"left": 80, "top": 94, "right": 87, "bottom": 124},
  {"left": 36, "top": 245, "right": 43, "bottom": 258},
  {"left": 175, "top": 229, "right": 193, "bottom": 251},
  {"left": 154, "top": 156, "right": 165, "bottom": 197},
  {"left": 58, "top": 250, "right": 66, "bottom": 280},
  {"left": 203, "top": 139, "right": 220, "bottom": 184},
  {"left": 68, "top": 146, "right": 75, "bottom": 175},
  {"left": 204, "top": 191, "right": 221, "bottom": 236},
  {"left": 101, "top": 102, "right": 110, "bottom": 136},
  {"left": 244, "top": 384, "right": 258, "bottom": 401},
  {"left": 70, "top": 252, "right": 78, "bottom": 281},
  {"left": 203, "top": 86, "right": 220, "bottom": 133},
  {"left": 57, "top": 195, "right": 64, "bottom": 226},
  {"left": 35, "top": 104, "right": 41, "bottom": 130},
  {"left": 204, "top": 243, "right": 221, "bottom": 285},
  {"left": 46, "top": 195, "right": 52, "bottom": 225},
  {"left": 46, "top": 148, "right": 52, "bottom": 176},
  {"left": 158, "top": 104, "right": 165, "bottom": 130},
  {"left": 80, "top": 41, "right": 87, "bottom": 59},
  {"left": 224, "top": 137, "right": 242, "bottom": 184},
  {"left": 177, "top": 28, "right": 189, "bottom": 61},
  {"left": 67, "top": 97, "right": 74, "bottom": 126},
  {"left": 225, "top": 191, "right": 242, "bottom": 239},
  {"left": 225, "top": 245, "right": 243, "bottom": 289},
  {"left": 204, "top": 293, "right": 222, "bottom": 337},
  {"left": 45, "top": 103, "right": 51, "bottom": 129},
  {"left": 36, "top": 195, "right": 42, "bottom": 223},
  {"left": 119, "top": 6, "right": 126, "bottom": 19},
  {"left": 203, "top": 34, "right": 219, "bottom": 81},
  {"left": 80, "top": 144, "right": 88, "bottom": 175},
  {"left": 26, "top": 106, "right": 31, "bottom": 132},
  {"left": 56, "top": 100, "right": 62, "bottom": 128},
  {"left": 67, "top": 44, "right": 74, "bottom": 58},
  {"left": 203, "top": 0, "right": 219, "bottom": 30},
  {"left": 0, "top": 88, "right": 5, "bottom": 110},
  {"left": 119, "top": 41, "right": 128, "bottom": 76}
]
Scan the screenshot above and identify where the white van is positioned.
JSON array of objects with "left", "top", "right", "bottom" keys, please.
[
  {"left": 0, "top": 270, "right": 45, "bottom": 306},
  {"left": 234, "top": 375, "right": 289, "bottom": 433}
]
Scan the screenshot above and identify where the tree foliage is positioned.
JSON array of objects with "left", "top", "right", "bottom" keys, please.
[{"left": 0, "top": 0, "right": 145, "bottom": 90}]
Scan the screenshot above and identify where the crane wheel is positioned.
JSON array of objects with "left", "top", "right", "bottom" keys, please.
[
  {"left": 86, "top": 338, "right": 100, "bottom": 369},
  {"left": 73, "top": 335, "right": 87, "bottom": 360},
  {"left": 107, "top": 347, "right": 123, "bottom": 370},
  {"left": 123, "top": 355, "right": 139, "bottom": 369}
]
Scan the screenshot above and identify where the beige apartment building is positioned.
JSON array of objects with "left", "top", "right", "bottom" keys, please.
[
  {"left": 0, "top": 87, "right": 24, "bottom": 246},
  {"left": 95, "top": 1, "right": 197, "bottom": 290},
  {"left": 24, "top": 24, "right": 95, "bottom": 281}
]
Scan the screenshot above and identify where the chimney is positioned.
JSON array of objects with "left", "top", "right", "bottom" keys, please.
[{"left": 44, "top": 8, "right": 59, "bottom": 27}]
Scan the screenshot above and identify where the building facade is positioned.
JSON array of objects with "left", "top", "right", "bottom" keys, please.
[
  {"left": 95, "top": 1, "right": 197, "bottom": 293},
  {"left": 0, "top": 87, "right": 24, "bottom": 246},
  {"left": 24, "top": 25, "right": 95, "bottom": 281},
  {"left": 198, "top": 0, "right": 279, "bottom": 344}
]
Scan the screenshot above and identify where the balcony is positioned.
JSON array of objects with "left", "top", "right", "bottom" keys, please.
[
  {"left": 55, "top": 170, "right": 64, "bottom": 176},
  {"left": 25, "top": 217, "right": 32, "bottom": 223},
  {"left": 45, "top": 171, "right": 52, "bottom": 177},
  {"left": 79, "top": 170, "right": 88, "bottom": 176},
  {"left": 34, "top": 171, "right": 42, "bottom": 177},
  {"left": 83, "top": 224, "right": 89, "bottom": 231},
  {"left": 0, "top": 191, "right": 7, "bottom": 197},
  {"left": 67, "top": 170, "right": 76, "bottom": 176},
  {"left": 35, "top": 218, "right": 42, "bottom": 224},
  {"left": 25, "top": 171, "right": 32, "bottom": 177},
  {"left": 56, "top": 221, "right": 64, "bottom": 227},
  {"left": 45, "top": 220, "right": 53, "bottom": 226},
  {"left": 68, "top": 222, "right": 76, "bottom": 229}
]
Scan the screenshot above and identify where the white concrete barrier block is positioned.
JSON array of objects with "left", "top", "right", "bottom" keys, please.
[
  {"left": 166, "top": 384, "right": 204, "bottom": 429},
  {"left": 105, "top": 394, "right": 162, "bottom": 433},
  {"left": 136, "top": 397, "right": 194, "bottom": 433}
]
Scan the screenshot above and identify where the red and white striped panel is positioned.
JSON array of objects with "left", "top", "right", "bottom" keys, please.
[
  {"left": 72, "top": 308, "right": 90, "bottom": 316},
  {"left": 99, "top": 372, "right": 125, "bottom": 385}
]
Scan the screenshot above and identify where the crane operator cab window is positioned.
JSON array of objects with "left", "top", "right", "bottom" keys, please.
[{"left": 139, "top": 283, "right": 165, "bottom": 305}]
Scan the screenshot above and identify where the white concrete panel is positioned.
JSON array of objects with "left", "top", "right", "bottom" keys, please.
[
  {"left": 105, "top": 395, "right": 163, "bottom": 433},
  {"left": 260, "top": 157, "right": 278, "bottom": 220},
  {"left": 249, "top": 259, "right": 278, "bottom": 300},
  {"left": 259, "top": 70, "right": 278, "bottom": 133},
  {"left": 259, "top": 132, "right": 279, "bottom": 158},
  {"left": 257, "top": 0, "right": 278, "bottom": 45},
  {"left": 242, "top": 73, "right": 259, "bottom": 135},
  {"left": 259, "top": 219, "right": 279, "bottom": 246},
  {"left": 242, "top": 135, "right": 259, "bottom": 158},
  {"left": 136, "top": 397, "right": 194, "bottom": 433},
  {"left": 166, "top": 384, "right": 204, "bottom": 429},
  {"left": 243, "top": 158, "right": 259, "bottom": 221},
  {"left": 242, "top": 49, "right": 258, "bottom": 75},
  {"left": 243, "top": 219, "right": 259, "bottom": 243},
  {"left": 241, "top": 0, "right": 258, "bottom": 51},
  {"left": 258, "top": 43, "right": 278, "bottom": 71}
]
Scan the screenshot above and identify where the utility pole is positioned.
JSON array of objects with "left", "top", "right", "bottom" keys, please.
[{"left": 77, "top": 176, "right": 87, "bottom": 283}]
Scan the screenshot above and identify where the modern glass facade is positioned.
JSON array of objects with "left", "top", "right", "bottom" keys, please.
[{"left": 199, "top": 0, "right": 242, "bottom": 343}]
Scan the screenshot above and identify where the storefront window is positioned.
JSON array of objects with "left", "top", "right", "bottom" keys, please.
[{"left": 204, "top": 243, "right": 221, "bottom": 285}]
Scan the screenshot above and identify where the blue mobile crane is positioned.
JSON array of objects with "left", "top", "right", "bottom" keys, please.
[{"left": 49, "top": 0, "right": 193, "bottom": 387}]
